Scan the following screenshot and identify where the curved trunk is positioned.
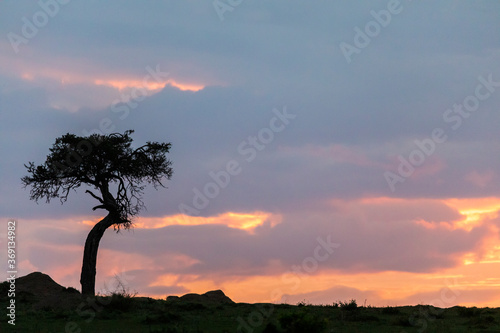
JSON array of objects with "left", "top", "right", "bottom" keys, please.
[{"left": 80, "top": 212, "right": 118, "bottom": 295}]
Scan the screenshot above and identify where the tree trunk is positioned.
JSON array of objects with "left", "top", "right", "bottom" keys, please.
[{"left": 80, "top": 212, "right": 117, "bottom": 295}]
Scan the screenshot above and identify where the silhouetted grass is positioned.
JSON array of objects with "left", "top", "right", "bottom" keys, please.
[{"left": 1, "top": 294, "right": 500, "bottom": 333}]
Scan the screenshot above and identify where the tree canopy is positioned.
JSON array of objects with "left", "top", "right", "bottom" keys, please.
[{"left": 22, "top": 129, "right": 173, "bottom": 228}]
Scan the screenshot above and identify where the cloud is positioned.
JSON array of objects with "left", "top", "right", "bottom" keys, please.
[
  {"left": 2, "top": 1, "right": 500, "bottom": 306},
  {"left": 82, "top": 197, "right": 491, "bottom": 278},
  {"left": 4, "top": 195, "right": 499, "bottom": 304}
]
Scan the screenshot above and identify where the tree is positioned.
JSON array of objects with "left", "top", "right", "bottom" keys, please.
[{"left": 21, "top": 130, "right": 173, "bottom": 295}]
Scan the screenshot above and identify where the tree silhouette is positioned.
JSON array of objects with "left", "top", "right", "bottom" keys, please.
[{"left": 21, "top": 130, "right": 173, "bottom": 295}]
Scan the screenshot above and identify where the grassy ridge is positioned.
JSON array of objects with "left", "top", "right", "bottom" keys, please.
[{"left": 1, "top": 293, "right": 500, "bottom": 333}]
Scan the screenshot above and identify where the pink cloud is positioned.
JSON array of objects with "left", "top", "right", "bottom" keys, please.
[{"left": 465, "top": 170, "right": 496, "bottom": 188}]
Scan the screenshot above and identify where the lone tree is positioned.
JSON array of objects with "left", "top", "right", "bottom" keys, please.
[{"left": 22, "top": 130, "right": 173, "bottom": 295}]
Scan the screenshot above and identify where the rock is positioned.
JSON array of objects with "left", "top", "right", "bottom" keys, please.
[
  {"left": 1, "top": 272, "right": 82, "bottom": 310},
  {"left": 16, "top": 272, "right": 65, "bottom": 297},
  {"left": 167, "top": 290, "right": 234, "bottom": 304}
]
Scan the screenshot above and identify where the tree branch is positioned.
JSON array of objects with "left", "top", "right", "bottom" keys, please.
[
  {"left": 92, "top": 204, "right": 107, "bottom": 211},
  {"left": 85, "top": 190, "right": 104, "bottom": 204}
]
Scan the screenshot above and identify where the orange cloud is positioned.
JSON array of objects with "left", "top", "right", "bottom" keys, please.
[
  {"left": 330, "top": 196, "right": 500, "bottom": 230},
  {"left": 81, "top": 217, "right": 104, "bottom": 227},
  {"left": 149, "top": 274, "right": 181, "bottom": 287},
  {"left": 442, "top": 197, "right": 500, "bottom": 231},
  {"left": 13, "top": 195, "right": 500, "bottom": 307},
  {"left": 442, "top": 197, "right": 500, "bottom": 215},
  {"left": 133, "top": 211, "right": 282, "bottom": 232},
  {"left": 168, "top": 81, "right": 205, "bottom": 92},
  {"left": 94, "top": 78, "right": 204, "bottom": 92},
  {"left": 82, "top": 212, "right": 280, "bottom": 232},
  {"left": 0, "top": 50, "right": 205, "bottom": 92},
  {"left": 0, "top": 51, "right": 207, "bottom": 111}
]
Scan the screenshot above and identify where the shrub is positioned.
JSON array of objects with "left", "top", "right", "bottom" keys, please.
[
  {"left": 394, "top": 315, "right": 412, "bottom": 327},
  {"left": 456, "top": 306, "right": 478, "bottom": 318},
  {"left": 279, "top": 311, "right": 327, "bottom": 333},
  {"left": 106, "top": 293, "right": 136, "bottom": 312},
  {"left": 100, "top": 275, "right": 138, "bottom": 312},
  {"left": 143, "top": 312, "right": 182, "bottom": 325},
  {"left": 337, "top": 299, "right": 358, "bottom": 311},
  {"left": 296, "top": 300, "right": 308, "bottom": 307},
  {"left": 262, "top": 321, "right": 280, "bottom": 333},
  {"left": 382, "top": 306, "right": 400, "bottom": 315},
  {"left": 63, "top": 286, "right": 80, "bottom": 294}
]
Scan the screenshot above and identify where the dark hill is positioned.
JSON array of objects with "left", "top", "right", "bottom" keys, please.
[
  {"left": 1, "top": 271, "right": 80, "bottom": 310},
  {"left": 167, "top": 289, "right": 234, "bottom": 304},
  {"left": 1, "top": 272, "right": 234, "bottom": 310},
  {"left": 16, "top": 271, "right": 66, "bottom": 296}
]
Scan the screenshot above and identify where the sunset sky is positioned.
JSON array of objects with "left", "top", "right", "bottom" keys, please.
[{"left": 1, "top": 1, "right": 500, "bottom": 307}]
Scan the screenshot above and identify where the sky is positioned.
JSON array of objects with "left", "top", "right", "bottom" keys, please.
[{"left": 1, "top": 0, "right": 500, "bottom": 308}]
